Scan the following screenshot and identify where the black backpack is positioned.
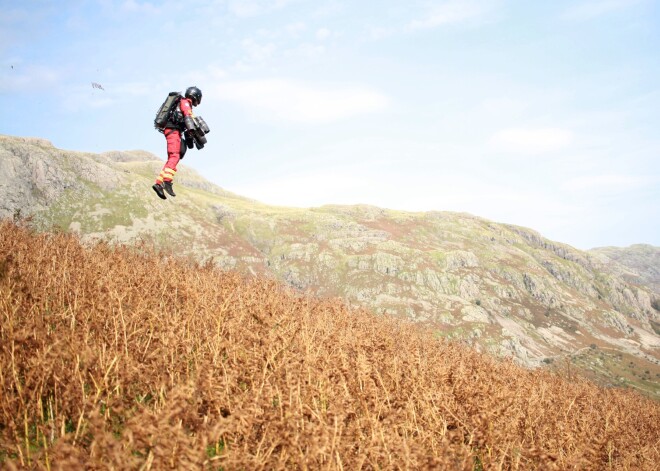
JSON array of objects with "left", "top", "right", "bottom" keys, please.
[{"left": 154, "top": 92, "right": 182, "bottom": 131}]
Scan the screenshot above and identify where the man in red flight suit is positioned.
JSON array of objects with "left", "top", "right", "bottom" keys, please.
[{"left": 152, "top": 86, "right": 203, "bottom": 199}]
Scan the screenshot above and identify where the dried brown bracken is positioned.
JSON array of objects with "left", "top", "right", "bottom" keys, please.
[{"left": 0, "top": 220, "right": 658, "bottom": 470}]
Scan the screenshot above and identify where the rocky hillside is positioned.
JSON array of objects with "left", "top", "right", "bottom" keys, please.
[
  {"left": 590, "top": 245, "right": 660, "bottom": 296},
  {"left": 1, "top": 134, "right": 659, "bottom": 397}
]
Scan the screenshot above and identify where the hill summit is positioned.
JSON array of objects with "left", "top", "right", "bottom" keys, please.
[{"left": 1, "top": 221, "right": 659, "bottom": 469}]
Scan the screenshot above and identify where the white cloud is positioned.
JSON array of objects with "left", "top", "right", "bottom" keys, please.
[
  {"left": 563, "top": 175, "right": 650, "bottom": 192},
  {"left": 120, "top": 0, "right": 162, "bottom": 14},
  {"left": 241, "top": 38, "right": 277, "bottom": 63},
  {"left": 229, "top": 170, "right": 368, "bottom": 207},
  {"left": 0, "top": 64, "right": 62, "bottom": 93},
  {"left": 316, "top": 27, "right": 331, "bottom": 40},
  {"left": 285, "top": 22, "right": 307, "bottom": 37},
  {"left": 227, "top": 0, "right": 301, "bottom": 18},
  {"left": 206, "top": 66, "right": 228, "bottom": 80},
  {"left": 406, "top": 0, "right": 497, "bottom": 31},
  {"left": 214, "top": 79, "right": 389, "bottom": 124},
  {"left": 174, "top": 66, "right": 227, "bottom": 92},
  {"left": 489, "top": 127, "right": 574, "bottom": 154},
  {"left": 58, "top": 80, "right": 153, "bottom": 111},
  {"left": 87, "top": 96, "right": 116, "bottom": 109},
  {"left": 562, "top": 0, "right": 645, "bottom": 21},
  {"left": 365, "top": 25, "right": 397, "bottom": 40},
  {"left": 112, "top": 81, "right": 154, "bottom": 96},
  {"left": 478, "top": 97, "right": 528, "bottom": 119},
  {"left": 284, "top": 43, "right": 327, "bottom": 59}
]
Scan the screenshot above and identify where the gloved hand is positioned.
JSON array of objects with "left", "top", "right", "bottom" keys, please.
[{"left": 183, "top": 131, "right": 194, "bottom": 148}]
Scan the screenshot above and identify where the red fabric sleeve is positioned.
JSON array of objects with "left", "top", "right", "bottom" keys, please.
[{"left": 179, "top": 98, "right": 193, "bottom": 116}]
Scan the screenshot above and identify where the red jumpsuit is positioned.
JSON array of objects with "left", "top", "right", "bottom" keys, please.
[{"left": 155, "top": 97, "right": 194, "bottom": 185}]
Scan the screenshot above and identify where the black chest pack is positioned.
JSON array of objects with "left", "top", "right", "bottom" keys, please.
[{"left": 154, "top": 92, "right": 183, "bottom": 131}]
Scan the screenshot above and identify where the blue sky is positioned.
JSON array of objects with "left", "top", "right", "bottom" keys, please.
[{"left": 1, "top": 0, "right": 659, "bottom": 250}]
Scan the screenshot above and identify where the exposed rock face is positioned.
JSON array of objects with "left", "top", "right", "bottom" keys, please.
[
  {"left": 1, "top": 134, "right": 659, "bottom": 397},
  {"left": 101, "top": 150, "right": 159, "bottom": 162},
  {"left": 0, "top": 136, "right": 128, "bottom": 219},
  {"left": 590, "top": 244, "right": 660, "bottom": 296}
]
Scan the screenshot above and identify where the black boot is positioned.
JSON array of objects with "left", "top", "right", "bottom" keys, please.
[
  {"left": 152, "top": 183, "right": 167, "bottom": 200},
  {"left": 162, "top": 181, "right": 176, "bottom": 197}
]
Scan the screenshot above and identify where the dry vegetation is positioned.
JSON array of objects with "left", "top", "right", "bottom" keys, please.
[{"left": 1, "top": 220, "right": 658, "bottom": 470}]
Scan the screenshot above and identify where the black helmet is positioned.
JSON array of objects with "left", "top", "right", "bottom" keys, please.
[{"left": 185, "top": 86, "right": 202, "bottom": 106}]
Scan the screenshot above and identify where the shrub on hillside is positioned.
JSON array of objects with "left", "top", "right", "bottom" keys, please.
[{"left": 1, "top": 220, "right": 659, "bottom": 469}]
